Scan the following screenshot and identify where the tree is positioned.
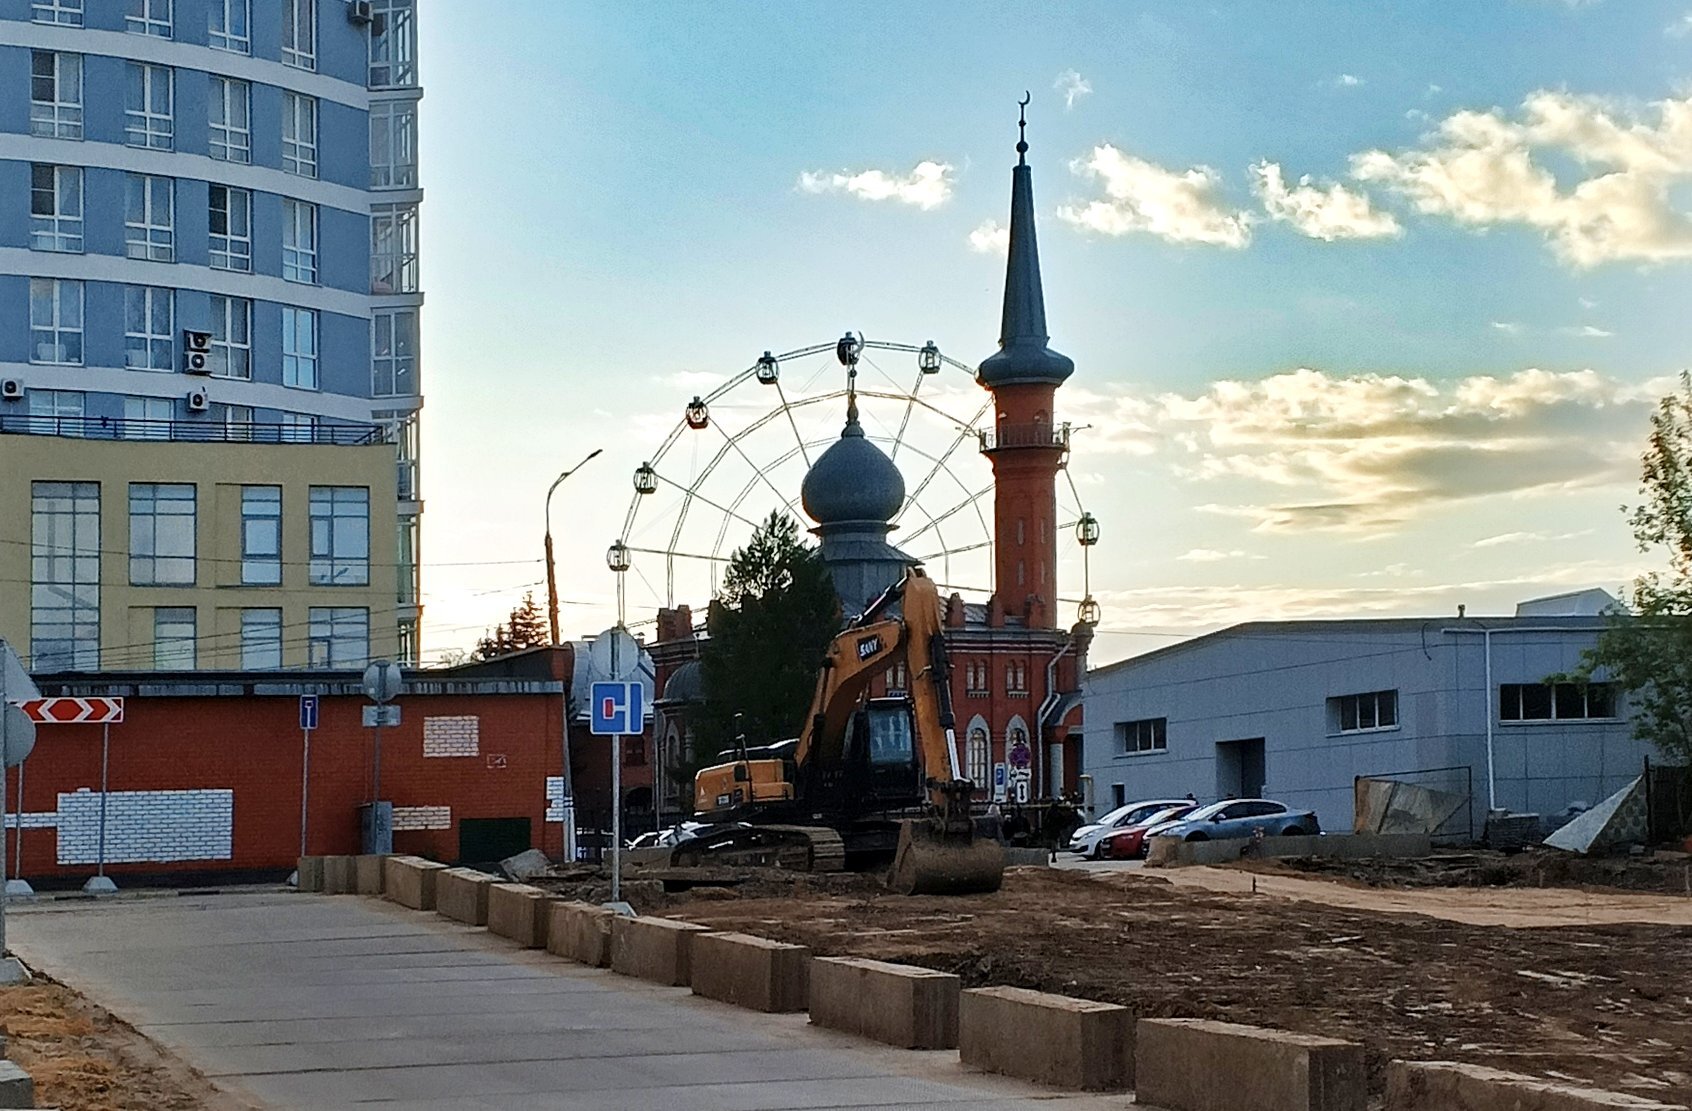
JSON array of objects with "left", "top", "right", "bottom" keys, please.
[
  {"left": 692, "top": 511, "right": 840, "bottom": 763},
  {"left": 472, "top": 592, "right": 550, "bottom": 661}
]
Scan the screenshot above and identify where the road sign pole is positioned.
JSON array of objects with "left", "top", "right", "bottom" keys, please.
[
  {"left": 300, "top": 724, "right": 312, "bottom": 859},
  {"left": 611, "top": 732, "right": 621, "bottom": 903},
  {"left": 13, "top": 759, "right": 22, "bottom": 881},
  {"left": 97, "top": 723, "right": 109, "bottom": 878}
]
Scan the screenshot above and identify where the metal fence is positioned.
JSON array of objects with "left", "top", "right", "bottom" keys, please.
[
  {"left": 1644, "top": 758, "right": 1691, "bottom": 842},
  {"left": 1355, "top": 764, "right": 1474, "bottom": 844},
  {"left": 1, "top": 414, "right": 388, "bottom": 446}
]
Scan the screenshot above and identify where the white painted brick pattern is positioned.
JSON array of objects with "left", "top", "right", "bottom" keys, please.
[
  {"left": 545, "top": 775, "right": 563, "bottom": 823},
  {"left": 392, "top": 805, "right": 451, "bottom": 831},
  {"left": 423, "top": 715, "right": 479, "bottom": 758},
  {"left": 55, "top": 788, "right": 234, "bottom": 864}
]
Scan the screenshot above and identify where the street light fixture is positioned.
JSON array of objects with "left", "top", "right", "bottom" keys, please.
[{"left": 544, "top": 448, "right": 602, "bottom": 646}]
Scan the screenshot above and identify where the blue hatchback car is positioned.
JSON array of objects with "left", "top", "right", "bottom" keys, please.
[{"left": 1148, "top": 798, "right": 1320, "bottom": 842}]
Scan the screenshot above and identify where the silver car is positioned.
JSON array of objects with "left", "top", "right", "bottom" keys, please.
[{"left": 1066, "top": 799, "right": 1194, "bottom": 859}]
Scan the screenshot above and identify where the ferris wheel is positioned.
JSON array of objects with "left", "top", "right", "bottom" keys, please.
[{"left": 608, "top": 334, "right": 1100, "bottom": 625}]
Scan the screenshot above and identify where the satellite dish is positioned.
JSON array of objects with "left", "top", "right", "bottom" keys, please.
[
  {"left": 2, "top": 704, "right": 36, "bottom": 768},
  {"left": 587, "top": 627, "right": 641, "bottom": 681}
]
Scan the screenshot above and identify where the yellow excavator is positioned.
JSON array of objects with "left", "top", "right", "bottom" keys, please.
[{"left": 675, "top": 568, "right": 1005, "bottom": 895}]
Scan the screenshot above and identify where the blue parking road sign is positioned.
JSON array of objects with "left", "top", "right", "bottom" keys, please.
[
  {"left": 299, "top": 694, "right": 319, "bottom": 731},
  {"left": 590, "top": 681, "right": 642, "bottom": 735}
]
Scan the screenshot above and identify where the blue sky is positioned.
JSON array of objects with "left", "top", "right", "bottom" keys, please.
[{"left": 414, "top": 1, "right": 1692, "bottom": 663}]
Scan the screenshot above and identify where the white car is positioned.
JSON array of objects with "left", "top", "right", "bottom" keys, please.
[{"left": 1066, "top": 799, "right": 1194, "bottom": 859}]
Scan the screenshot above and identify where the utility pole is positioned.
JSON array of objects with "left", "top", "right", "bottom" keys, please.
[{"left": 545, "top": 448, "right": 600, "bottom": 860}]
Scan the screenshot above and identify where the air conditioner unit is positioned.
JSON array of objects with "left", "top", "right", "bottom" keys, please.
[
  {"left": 186, "top": 388, "right": 210, "bottom": 413},
  {"left": 1, "top": 379, "right": 23, "bottom": 401},
  {"left": 347, "top": 0, "right": 374, "bottom": 24},
  {"left": 183, "top": 330, "right": 213, "bottom": 374}
]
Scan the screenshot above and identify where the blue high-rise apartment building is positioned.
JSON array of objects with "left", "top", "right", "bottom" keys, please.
[{"left": 0, "top": 0, "right": 425, "bottom": 661}]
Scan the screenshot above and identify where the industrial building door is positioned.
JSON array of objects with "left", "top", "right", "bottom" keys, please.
[{"left": 1215, "top": 738, "right": 1266, "bottom": 799}]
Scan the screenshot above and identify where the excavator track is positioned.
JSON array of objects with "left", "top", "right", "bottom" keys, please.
[{"left": 669, "top": 824, "right": 847, "bottom": 873}]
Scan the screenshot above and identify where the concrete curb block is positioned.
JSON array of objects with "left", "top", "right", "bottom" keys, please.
[
  {"left": 295, "top": 856, "right": 325, "bottom": 893},
  {"left": 689, "top": 932, "right": 809, "bottom": 1013},
  {"left": 1145, "top": 832, "right": 1432, "bottom": 869},
  {"left": 487, "top": 883, "right": 553, "bottom": 949},
  {"left": 547, "top": 902, "right": 614, "bottom": 966},
  {"left": 0, "top": 1060, "right": 34, "bottom": 1108},
  {"left": 382, "top": 856, "right": 446, "bottom": 910},
  {"left": 809, "top": 956, "right": 960, "bottom": 1049},
  {"left": 355, "top": 854, "right": 387, "bottom": 895},
  {"left": 1384, "top": 1060, "right": 1689, "bottom": 1110},
  {"left": 1135, "top": 1018, "right": 1365, "bottom": 1111},
  {"left": 434, "top": 867, "right": 493, "bottom": 926},
  {"left": 610, "top": 916, "right": 710, "bottom": 987},
  {"left": 321, "top": 855, "right": 357, "bottom": 895},
  {"left": 959, "top": 985, "right": 1132, "bottom": 1091}
]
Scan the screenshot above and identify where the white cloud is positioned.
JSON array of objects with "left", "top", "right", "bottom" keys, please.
[
  {"left": 797, "top": 160, "right": 954, "bottom": 210},
  {"left": 1351, "top": 90, "right": 1692, "bottom": 266},
  {"left": 967, "top": 219, "right": 1009, "bottom": 255},
  {"left": 1491, "top": 321, "right": 1524, "bottom": 334},
  {"left": 1560, "top": 324, "right": 1614, "bottom": 337},
  {"left": 1058, "top": 145, "right": 1254, "bottom": 247},
  {"left": 1473, "top": 528, "right": 1594, "bottom": 548},
  {"left": 1055, "top": 70, "right": 1092, "bottom": 110},
  {"left": 1250, "top": 161, "right": 1402, "bottom": 241},
  {"left": 1333, "top": 74, "right": 1365, "bottom": 88},
  {"left": 1666, "top": 11, "right": 1692, "bottom": 36},
  {"left": 1579, "top": 297, "right": 1599, "bottom": 309},
  {"left": 1177, "top": 548, "right": 1263, "bottom": 562}
]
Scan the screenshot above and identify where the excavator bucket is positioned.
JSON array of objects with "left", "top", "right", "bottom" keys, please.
[{"left": 887, "top": 819, "right": 1005, "bottom": 896}]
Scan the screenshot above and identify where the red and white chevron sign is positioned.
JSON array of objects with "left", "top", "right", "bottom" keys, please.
[{"left": 18, "top": 697, "right": 124, "bottom": 724}]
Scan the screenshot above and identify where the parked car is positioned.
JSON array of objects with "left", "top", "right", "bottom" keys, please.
[
  {"left": 1098, "top": 804, "right": 1199, "bottom": 859},
  {"left": 627, "top": 821, "right": 725, "bottom": 850},
  {"left": 1066, "top": 799, "right": 1194, "bottom": 858},
  {"left": 1148, "top": 799, "right": 1320, "bottom": 843}
]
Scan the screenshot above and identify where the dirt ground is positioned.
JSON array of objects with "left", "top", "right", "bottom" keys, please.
[
  {"left": 587, "top": 864, "right": 1692, "bottom": 1101},
  {"left": 1273, "top": 848, "right": 1692, "bottom": 895},
  {"left": 0, "top": 976, "right": 224, "bottom": 1111}
]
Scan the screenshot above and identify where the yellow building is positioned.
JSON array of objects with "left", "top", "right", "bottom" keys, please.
[{"left": 1, "top": 422, "right": 401, "bottom": 671}]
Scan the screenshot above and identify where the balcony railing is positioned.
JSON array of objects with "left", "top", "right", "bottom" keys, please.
[
  {"left": 978, "top": 422, "right": 1070, "bottom": 453},
  {"left": 0, "top": 415, "right": 389, "bottom": 446}
]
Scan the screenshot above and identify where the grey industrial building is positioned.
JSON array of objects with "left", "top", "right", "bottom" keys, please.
[{"left": 1081, "top": 589, "right": 1654, "bottom": 836}]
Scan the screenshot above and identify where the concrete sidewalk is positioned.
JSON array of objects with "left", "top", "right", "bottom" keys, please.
[{"left": 10, "top": 891, "right": 1131, "bottom": 1110}]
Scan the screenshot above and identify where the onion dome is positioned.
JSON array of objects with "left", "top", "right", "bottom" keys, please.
[{"left": 801, "top": 410, "right": 905, "bottom": 526}]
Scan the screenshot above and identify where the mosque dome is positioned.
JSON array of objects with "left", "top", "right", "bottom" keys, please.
[
  {"left": 662, "top": 659, "right": 703, "bottom": 703},
  {"left": 801, "top": 412, "right": 906, "bottom": 526}
]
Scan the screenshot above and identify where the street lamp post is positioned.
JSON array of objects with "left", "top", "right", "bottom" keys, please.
[{"left": 544, "top": 448, "right": 601, "bottom": 863}]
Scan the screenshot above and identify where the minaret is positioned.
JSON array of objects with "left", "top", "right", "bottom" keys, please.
[{"left": 978, "top": 99, "right": 1074, "bottom": 630}]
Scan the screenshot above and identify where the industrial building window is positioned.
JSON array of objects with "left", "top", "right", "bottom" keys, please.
[
  {"left": 240, "top": 609, "right": 282, "bottom": 669},
  {"left": 123, "top": 286, "right": 174, "bottom": 371},
  {"left": 282, "top": 92, "right": 318, "bottom": 177},
  {"left": 124, "top": 174, "right": 175, "bottom": 261},
  {"left": 370, "top": 100, "right": 418, "bottom": 188},
  {"left": 124, "top": 63, "right": 173, "bottom": 149},
  {"left": 1499, "top": 682, "right": 1617, "bottom": 722},
  {"left": 27, "top": 389, "right": 84, "bottom": 436},
  {"left": 1116, "top": 717, "right": 1167, "bottom": 755},
  {"left": 370, "top": 203, "right": 419, "bottom": 293},
  {"left": 309, "top": 487, "right": 370, "bottom": 586},
  {"left": 282, "top": 308, "right": 318, "bottom": 389},
  {"left": 32, "top": 0, "right": 81, "bottom": 26},
  {"left": 31, "top": 51, "right": 82, "bottom": 139},
  {"left": 240, "top": 486, "right": 281, "bottom": 585},
  {"left": 208, "top": 0, "right": 249, "bottom": 53},
  {"left": 130, "top": 483, "right": 196, "bottom": 586},
  {"left": 282, "top": 199, "right": 318, "bottom": 283},
  {"left": 1330, "top": 689, "right": 1398, "bottom": 734},
  {"left": 369, "top": 0, "right": 418, "bottom": 88},
  {"left": 208, "top": 186, "right": 251, "bottom": 271},
  {"left": 153, "top": 607, "right": 196, "bottom": 669},
  {"left": 29, "top": 278, "right": 83, "bottom": 365},
  {"left": 30, "top": 164, "right": 82, "bottom": 252},
  {"left": 372, "top": 309, "right": 418, "bottom": 396},
  {"left": 210, "top": 295, "right": 251, "bottom": 379},
  {"left": 30, "top": 481, "right": 100, "bottom": 671},
  {"left": 281, "top": 0, "right": 315, "bottom": 71},
  {"left": 126, "top": 0, "right": 172, "bottom": 37},
  {"left": 967, "top": 727, "right": 989, "bottom": 786},
  {"left": 308, "top": 608, "right": 369, "bottom": 669},
  {"left": 208, "top": 77, "right": 250, "bottom": 163}
]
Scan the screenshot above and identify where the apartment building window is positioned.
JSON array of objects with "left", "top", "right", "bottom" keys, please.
[
  {"left": 282, "top": 199, "right": 318, "bottom": 283},
  {"left": 282, "top": 308, "right": 318, "bottom": 389},
  {"left": 370, "top": 203, "right": 418, "bottom": 293},
  {"left": 240, "top": 486, "right": 281, "bottom": 584},
  {"left": 280, "top": 412, "right": 316, "bottom": 443},
  {"left": 125, "top": 63, "right": 173, "bottom": 149},
  {"left": 1116, "top": 717, "right": 1168, "bottom": 755},
  {"left": 30, "top": 481, "right": 100, "bottom": 671},
  {"left": 209, "top": 295, "right": 251, "bottom": 379},
  {"left": 124, "top": 286, "right": 174, "bottom": 371},
  {"left": 282, "top": 93, "right": 317, "bottom": 177},
  {"left": 376, "top": 409, "right": 418, "bottom": 500},
  {"left": 29, "top": 278, "right": 82, "bottom": 365},
  {"left": 369, "top": 100, "right": 417, "bottom": 188},
  {"left": 371, "top": 309, "right": 417, "bottom": 396},
  {"left": 126, "top": 0, "right": 172, "bottom": 37},
  {"left": 1499, "top": 682, "right": 1618, "bottom": 722},
  {"left": 369, "top": 0, "right": 417, "bottom": 88},
  {"left": 124, "top": 395, "right": 172, "bottom": 439},
  {"left": 308, "top": 608, "right": 368, "bottom": 668},
  {"left": 208, "top": 77, "right": 250, "bottom": 163},
  {"left": 281, "top": 0, "right": 315, "bottom": 71},
  {"left": 30, "top": 164, "right": 82, "bottom": 252},
  {"left": 309, "top": 487, "right": 370, "bottom": 586},
  {"left": 967, "top": 727, "right": 990, "bottom": 786},
  {"left": 208, "top": 185, "right": 251, "bottom": 271},
  {"left": 32, "top": 0, "right": 82, "bottom": 26},
  {"left": 27, "top": 389, "right": 84, "bottom": 436},
  {"left": 124, "top": 174, "right": 175, "bottom": 261},
  {"left": 241, "top": 609, "right": 282, "bottom": 669},
  {"left": 153, "top": 608, "right": 196, "bottom": 669},
  {"left": 130, "top": 483, "right": 196, "bottom": 586},
  {"left": 1331, "top": 689, "right": 1398, "bottom": 734},
  {"left": 222, "top": 403, "right": 253, "bottom": 439},
  {"left": 30, "top": 52, "right": 82, "bottom": 139},
  {"left": 208, "top": 0, "right": 249, "bottom": 53}
]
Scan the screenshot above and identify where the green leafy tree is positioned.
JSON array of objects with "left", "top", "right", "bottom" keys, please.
[
  {"left": 693, "top": 511, "right": 839, "bottom": 764},
  {"left": 472, "top": 591, "right": 550, "bottom": 661}
]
